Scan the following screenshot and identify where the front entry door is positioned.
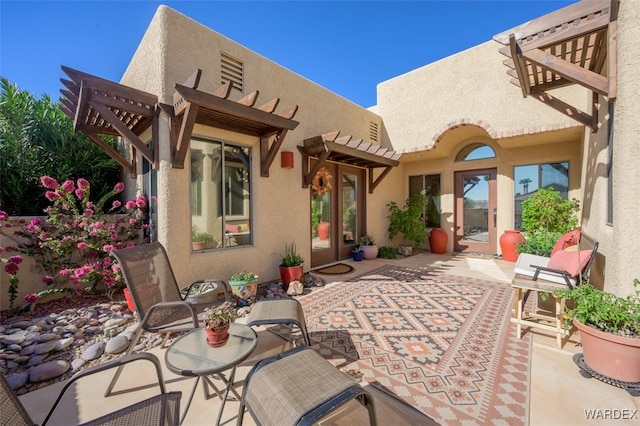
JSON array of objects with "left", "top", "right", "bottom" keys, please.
[
  {"left": 311, "top": 162, "right": 365, "bottom": 267},
  {"left": 454, "top": 169, "right": 497, "bottom": 254}
]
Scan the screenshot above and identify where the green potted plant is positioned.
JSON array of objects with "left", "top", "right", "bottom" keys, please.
[
  {"left": 203, "top": 301, "right": 237, "bottom": 347},
  {"left": 229, "top": 271, "right": 259, "bottom": 306},
  {"left": 553, "top": 280, "right": 640, "bottom": 385},
  {"left": 358, "top": 234, "right": 378, "bottom": 259},
  {"left": 386, "top": 190, "right": 429, "bottom": 255},
  {"left": 192, "top": 226, "right": 213, "bottom": 251},
  {"left": 352, "top": 245, "right": 364, "bottom": 261},
  {"left": 279, "top": 241, "right": 304, "bottom": 289}
]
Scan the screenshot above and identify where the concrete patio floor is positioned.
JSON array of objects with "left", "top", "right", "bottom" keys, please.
[{"left": 18, "top": 252, "right": 640, "bottom": 425}]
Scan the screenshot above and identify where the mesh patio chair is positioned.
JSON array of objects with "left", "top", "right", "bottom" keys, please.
[
  {"left": 246, "top": 298, "right": 311, "bottom": 347},
  {"left": 0, "top": 353, "right": 181, "bottom": 426},
  {"left": 105, "top": 241, "right": 231, "bottom": 396},
  {"left": 511, "top": 230, "right": 598, "bottom": 347},
  {"left": 238, "top": 346, "right": 377, "bottom": 426}
]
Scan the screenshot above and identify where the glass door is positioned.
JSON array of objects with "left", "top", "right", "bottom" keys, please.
[
  {"left": 454, "top": 169, "right": 497, "bottom": 253},
  {"left": 311, "top": 162, "right": 365, "bottom": 267}
]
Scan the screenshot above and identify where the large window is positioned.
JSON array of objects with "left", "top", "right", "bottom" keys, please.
[
  {"left": 514, "top": 162, "right": 569, "bottom": 230},
  {"left": 409, "top": 174, "right": 441, "bottom": 227},
  {"left": 190, "top": 138, "right": 252, "bottom": 250}
]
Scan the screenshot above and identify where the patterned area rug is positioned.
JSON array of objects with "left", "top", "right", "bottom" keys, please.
[{"left": 274, "top": 264, "right": 531, "bottom": 425}]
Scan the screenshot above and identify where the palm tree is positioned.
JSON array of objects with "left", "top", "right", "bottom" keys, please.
[{"left": 519, "top": 178, "right": 532, "bottom": 194}]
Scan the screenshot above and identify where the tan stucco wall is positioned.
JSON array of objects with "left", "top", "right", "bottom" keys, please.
[{"left": 119, "top": 6, "right": 388, "bottom": 286}]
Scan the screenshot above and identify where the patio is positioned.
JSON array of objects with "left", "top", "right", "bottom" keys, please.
[{"left": 17, "top": 252, "right": 639, "bottom": 425}]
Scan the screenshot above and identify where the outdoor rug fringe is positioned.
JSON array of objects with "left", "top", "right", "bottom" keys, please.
[{"left": 273, "top": 264, "right": 532, "bottom": 425}]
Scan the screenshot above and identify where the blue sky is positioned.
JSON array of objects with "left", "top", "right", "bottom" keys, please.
[{"left": 1, "top": 1, "right": 575, "bottom": 108}]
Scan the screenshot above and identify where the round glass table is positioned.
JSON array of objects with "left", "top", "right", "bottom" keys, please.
[{"left": 164, "top": 323, "right": 257, "bottom": 425}]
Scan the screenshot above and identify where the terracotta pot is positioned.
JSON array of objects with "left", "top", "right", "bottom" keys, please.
[
  {"left": 318, "top": 222, "right": 329, "bottom": 240},
  {"left": 499, "top": 230, "right": 523, "bottom": 262},
  {"left": 361, "top": 245, "right": 378, "bottom": 260},
  {"left": 192, "top": 241, "right": 205, "bottom": 251},
  {"left": 205, "top": 323, "right": 230, "bottom": 348},
  {"left": 574, "top": 318, "right": 640, "bottom": 383},
  {"left": 428, "top": 227, "right": 447, "bottom": 254},
  {"left": 123, "top": 288, "right": 135, "bottom": 312},
  {"left": 279, "top": 265, "right": 304, "bottom": 289}
]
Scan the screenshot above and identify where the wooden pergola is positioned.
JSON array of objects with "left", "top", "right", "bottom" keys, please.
[
  {"left": 493, "top": 0, "right": 618, "bottom": 132},
  {"left": 59, "top": 67, "right": 299, "bottom": 177},
  {"left": 300, "top": 131, "right": 401, "bottom": 194}
]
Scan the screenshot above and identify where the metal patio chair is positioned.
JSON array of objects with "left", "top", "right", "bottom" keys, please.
[
  {"left": 238, "top": 346, "right": 377, "bottom": 426},
  {"left": 0, "top": 353, "right": 181, "bottom": 426},
  {"left": 105, "top": 241, "right": 231, "bottom": 396},
  {"left": 246, "top": 298, "right": 311, "bottom": 347}
]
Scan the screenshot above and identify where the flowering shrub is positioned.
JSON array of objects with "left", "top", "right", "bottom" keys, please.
[{"left": 0, "top": 176, "right": 147, "bottom": 308}]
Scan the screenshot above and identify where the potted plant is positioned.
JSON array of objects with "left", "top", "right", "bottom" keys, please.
[
  {"left": 203, "top": 301, "right": 237, "bottom": 347},
  {"left": 554, "top": 280, "right": 640, "bottom": 384},
  {"left": 358, "top": 234, "right": 378, "bottom": 259},
  {"left": 229, "top": 271, "right": 259, "bottom": 306},
  {"left": 386, "top": 190, "right": 429, "bottom": 255},
  {"left": 192, "top": 226, "right": 213, "bottom": 251},
  {"left": 279, "top": 241, "right": 304, "bottom": 289},
  {"left": 352, "top": 245, "right": 364, "bottom": 261}
]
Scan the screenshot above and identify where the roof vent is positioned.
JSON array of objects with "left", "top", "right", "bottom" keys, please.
[
  {"left": 221, "top": 53, "right": 243, "bottom": 92},
  {"left": 369, "top": 121, "right": 379, "bottom": 143}
]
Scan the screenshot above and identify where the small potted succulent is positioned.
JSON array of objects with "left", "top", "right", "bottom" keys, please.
[
  {"left": 229, "top": 271, "right": 259, "bottom": 306},
  {"left": 203, "top": 301, "right": 237, "bottom": 347},
  {"left": 358, "top": 234, "right": 378, "bottom": 260},
  {"left": 352, "top": 245, "right": 364, "bottom": 261}
]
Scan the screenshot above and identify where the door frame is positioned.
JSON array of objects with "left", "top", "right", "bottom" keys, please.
[
  {"left": 454, "top": 168, "right": 497, "bottom": 254},
  {"left": 310, "top": 162, "right": 366, "bottom": 267}
]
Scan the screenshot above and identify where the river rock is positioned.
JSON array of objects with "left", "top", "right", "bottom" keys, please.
[
  {"left": 6, "top": 372, "right": 29, "bottom": 390},
  {"left": 30, "top": 361, "right": 70, "bottom": 382},
  {"left": 82, "top": 341, "right": 105, "bottom": 361},
  {"left": 105, "top": 335, "right": 129, "bottom": 354}
]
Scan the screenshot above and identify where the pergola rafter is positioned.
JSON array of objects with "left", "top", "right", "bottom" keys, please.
[
  {"left": 493, "top": 0, "right": 618, "bottom": 132},
  {"left": 300, "top": 131, "right": 401, "bottom": 194}
]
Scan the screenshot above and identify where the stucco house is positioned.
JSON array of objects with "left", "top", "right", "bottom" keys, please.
[{"left": 3, "top": 0, "right": 632, "bottom": 312}]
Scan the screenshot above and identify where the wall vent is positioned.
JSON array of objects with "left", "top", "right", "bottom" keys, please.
[
  {"left": 369, "top": 121, "right": 379, "bottom": 143},
  {"left": 221, "top": 53, "right": 243, "bottom": 92}
]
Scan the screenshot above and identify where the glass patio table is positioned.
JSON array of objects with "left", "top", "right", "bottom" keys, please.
[{"left": 164, "top": 323, "right": 258, "bottom": 425}]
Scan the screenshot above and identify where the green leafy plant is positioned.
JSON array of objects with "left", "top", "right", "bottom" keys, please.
[
  {"left": 518, "top": 188, "right": 580, "bottom": 256},
  {"left": 203, "top": 301, "right": 237, "bottom": 329},
  {"left": 191, "top": 226, "right": 213, "bottom": 243},
  {"left": 359, "top": 234, "right": 375, "bottom": 246},
  {"left": 229, "top": 271, "right": 257, "bottom": 282},
  {"left": 378, "top": 246, "right": 397, "bottom": 259},
  {"left": 352, "top": 245, "right": 363, "bottom": 253},
  {"left": 281, "top": 241, "right": 304, "bottom": 267},
  {"left": 386, "top": 190, "right": 428, "bottom": 247},
  {"left": 553, "top": 280, "right": 640, "bottom": 338},
  {"left": 516, "top": 228, "right": 561, "bottom": 257}
]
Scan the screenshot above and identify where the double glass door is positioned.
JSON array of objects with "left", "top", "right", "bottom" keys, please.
[{"left": 311, "top": 162, "right": 365, "bottom": 267}]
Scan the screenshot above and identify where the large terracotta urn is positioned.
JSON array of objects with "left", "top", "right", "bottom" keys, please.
[
  {"left": 428, "top": 228, "right": 448, "bottom": 254},
  {"left": 499, "top": 230, "right": 523, "bottom": 262}
]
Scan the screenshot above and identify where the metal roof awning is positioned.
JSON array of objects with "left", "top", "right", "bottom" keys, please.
[
  {"left": 59, "top": 67, "right": 299, "bottom": 177},
  {"left": 299, "top": 131, "right": 401, "bottom": 193},
  {"left": 493, "top": 0, "right": 618, "bottom": 132}
]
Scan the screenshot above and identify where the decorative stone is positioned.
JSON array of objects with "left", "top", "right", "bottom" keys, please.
[
  {"left": 26, "top": 354, "right": 49, "bottom": 367},
  {"left": 1, "top": 334, "right": 26, "bottom": 345},
  {"left": 81, "top": 341, "right": 105, "bottom": 361},
  {"left": 105, "top": 335, "right": 129, "bottom": 354},
  {"left": 104, "top": 317, "right": 128, "bottom": 328},
  {"left": 6, "top": 372, "right": 29, "bottom": 390},
  {"left": 71, "top": 358, "right": 86, "bottom": 371},
  {"left": 55, "top": 338, "right": 74, "bottom": 351},
  {"left": 34, "top": 340, "right": 58, "bottom": 355},
  {"left": 37, "top": 333, "right": 58, "bottom": 343},
  {"left": 30, "top": 361, "right": 70, "bottom": 382}
]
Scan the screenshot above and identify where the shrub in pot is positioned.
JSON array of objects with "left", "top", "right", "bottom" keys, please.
[
  {"left": 386, "top": 190, "right": 428, "bottom": 255},
  {"left": 554, "top": 280, "right": 640, "bottom": 383},
  {"left": 352, "top": 245, "right": 364, "bottom": 261}
]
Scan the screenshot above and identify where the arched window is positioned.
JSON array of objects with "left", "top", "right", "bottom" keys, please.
[{"left": 456, "top": 143, "right": 495, "bottom": 161}]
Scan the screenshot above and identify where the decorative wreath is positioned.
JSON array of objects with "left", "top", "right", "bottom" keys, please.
[{"left": 311, "top": 167, "right": 333, "bottom": 196}]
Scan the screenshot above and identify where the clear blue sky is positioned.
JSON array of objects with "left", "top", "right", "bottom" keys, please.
[{"left": 1, "top": 1, "right": 575, "bottom": 108}]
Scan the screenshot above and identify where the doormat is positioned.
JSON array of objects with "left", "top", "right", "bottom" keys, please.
[
  {"left": 312, "top": 263, "right": 354, "bottom": 275},
  {"left": 271, "top": 264, "right": 532, "bottom": 425}
]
